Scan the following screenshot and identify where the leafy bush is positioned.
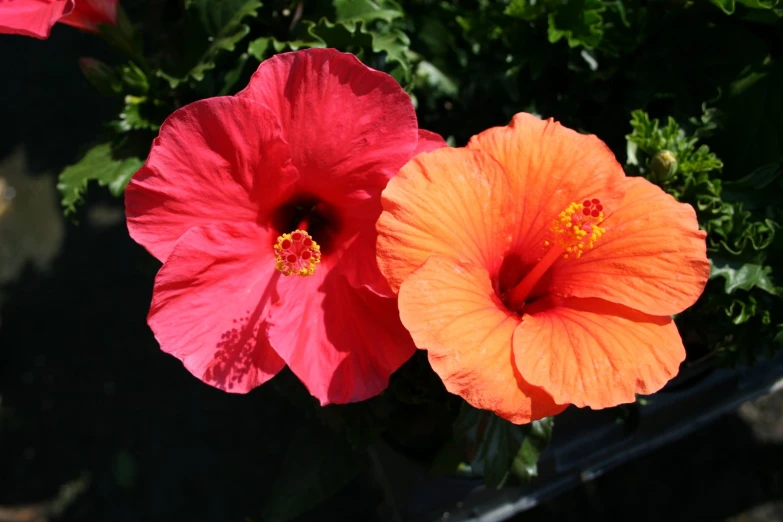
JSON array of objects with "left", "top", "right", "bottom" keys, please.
[{"left": 49, "top": 0, "right": 783, "bottom": 516}]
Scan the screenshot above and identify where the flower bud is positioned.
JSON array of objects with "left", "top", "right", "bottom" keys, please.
[
  {"left": 651, "top": 150, "right": 678, "bottom": 182},
  {"left": 79, "top": 58, "right": 122, "bottom": 96}
]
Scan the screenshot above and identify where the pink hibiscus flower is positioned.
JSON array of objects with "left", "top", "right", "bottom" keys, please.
[
  {"left": 0, "top": 0, "right": 117, "bottom": 39},
  {"left": 125, "top": 49, "right": 446, "bottom": 404}
]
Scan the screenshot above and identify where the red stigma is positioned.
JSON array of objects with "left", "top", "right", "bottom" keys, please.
[
  {"left": 274, "top": 229, "right": 322, "bottom": 277},
  {"left": 583, "top": 200, "right": 592, "bottom": 208},
  {"left": 591, "top": 198, "right": 600, "bottom": 204},
  {"left": 591, "top": 209, "right": 600, "bottom": 217},
  {"left": 595, "top": 204, "right": 603, "bottom": 211},
  {"left": 583, "top": 207, "right": 592, "bottom": 216}
]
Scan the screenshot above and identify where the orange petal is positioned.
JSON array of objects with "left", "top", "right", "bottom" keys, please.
[
  {"left": 467, "top": 113, "right": 626, "bottom": 258},
  {"left": 377, "top": 148, "right": 515, "bottom": 294},
  {"left": 548, "top": 177, "right": 709, "bottom": 315},
  {"left": 398, "top": 255, "right": 566, "bottom": 424},
  {"left": 512, "top": 298, "right": 685, "bottom": 409}
]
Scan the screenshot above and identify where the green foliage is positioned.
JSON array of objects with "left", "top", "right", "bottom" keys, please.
[
  {"left": 432, "top": 402, "right": 555, "bottom": 488},
  {"left": 626, "top": 108, "right": 778, "bottom": 256},
  {"left": 547, "top": 0, "right": 606, "bottom": 49},
  {"left": 711, "top": 0, "right": 779, "bottom": 15},
  {"left": 158, "top": 0, "right": 263, "bottom": 87},
  {"left": 504, "top": 0, "right": 557, "bottom": 21},
  {"left": 626, "top": 109, "right": 782, "bottom": 365},
  {"left": 627, "top": 110, "right": 724, "bottom": 178},
  {"left": 57, "top": 144, "right": 143, "bottom": 216},
  {"left": 711, "top": 260, "right": 777, "bottom": 295},
  {"left": 247, "top": 0, "right": 412, "bottom": 82}
]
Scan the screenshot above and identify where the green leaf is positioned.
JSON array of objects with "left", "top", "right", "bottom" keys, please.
[
  {"left": 510, "top": 417, "right": 553, "bottom": 481},
  {"left": 262, "top": 422, "right": 366, "bottom": 522},
  {"left": 119, "top": 62, "right": 150, "bottom": 95},
  {"left": 712, "top": 0, "right": 779, "bottom": 14},
  {"left": 710, "top": 259, "right": 778, "bottom": 294},
  {"left": 505, "top": 0, "right": 557, "bottom": 21},
  {"left": 248, "top": 0, "right": 407, "bottom": 70},
  {"left": 112, "top": 98, "right": 161, "bottom": 133},
  {"left": 305, "top": 18, "right": 374, "bottom": 50},
  {"left": 739, "top": 0, "right": 780, "bottom": 10},
  {"left": 334, "top": 0, "right": 404, "bottom": 24},
  {"left": 711, "top": 0, "right": 737, "bottom": 13},
  {"left": 300, "top": 18, "right": 411, "bottom": 81},
  {"left": 449, "top": 402, "right": 554, "bottom": 488},
  {"left": 548, "top": 0, "right": 605, "bottom": 49},
  {"left": 626, "top": 109, "right": 723, "bottom": 179},
  {"left": 247, "top": 35, "right": 323, "bottom": 60},
  {"left": 158, "top": 0, "right": 263, "bottom": 88},
  {"left": 57, "top": 144, "right": 143, "bottom": 215}
]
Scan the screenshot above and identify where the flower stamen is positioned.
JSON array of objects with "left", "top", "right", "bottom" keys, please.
[
  {"left": 550, "top": 199, "right": 605, "bottom": 259},
  {"left": 274, "top": 229, "right": 321, "bottom": 276},
  {"left": 506, "top": 199, "right": 606, "bottom": 310}
]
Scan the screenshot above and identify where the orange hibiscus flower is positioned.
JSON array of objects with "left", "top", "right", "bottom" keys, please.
[{"left": 376, "top": 113, "right": 710, "bottom": 424}]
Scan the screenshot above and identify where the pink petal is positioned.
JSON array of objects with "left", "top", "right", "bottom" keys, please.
[
  {"left": 148, "top": 222, "right": 285, "bottom": 393},
  {"left": 266, "top": 264, "right": 415, "bottom": 404},
  {"left": 125, "top": 96, "right": 297, "bottom": 263},
  {"left": 238, "top": 48, "right": 420, "bottom": 295},
  {"left": 59, "top": 0, "right": 118, "bottom": 32},
  {"left": 0, "top": 0, "right": 74, "bottom": 39},
  {"left": 237, "top": 48, "right": 419, "bottom": 204}
]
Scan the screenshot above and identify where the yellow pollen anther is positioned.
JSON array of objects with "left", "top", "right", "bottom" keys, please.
[
  {"left": 549, "top": 199, "right": 606, "bottom": 259},
  {"left": 274, "top": 229, "right": 321, "bottom": 276}
]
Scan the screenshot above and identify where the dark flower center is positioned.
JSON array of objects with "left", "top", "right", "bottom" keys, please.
[{"left": 269, "top": 194, "right": 342, "bottom": 255}]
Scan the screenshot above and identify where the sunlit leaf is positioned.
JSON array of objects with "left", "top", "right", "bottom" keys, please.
[
  {"left": 710, "top": 259, "right": 778, "bottom": 295},
  {"left": 58, "top": 144, "right": 143, "bottom": 215}
]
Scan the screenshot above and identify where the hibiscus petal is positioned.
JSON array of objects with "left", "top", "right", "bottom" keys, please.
[
  {"left": 0, "top": 0, "right": 74, "bottom": 39},
  {"left": 237, "top": 48, "right": 418, "bottom": 202},
  {"left": 148, "top": 223, "right": 285, "bottom": 393},
  {"left": 398, "top": 255, "right": 566, "bottom": 424},
  {"left": 125, "top": 96, "right": 297, "bottom": 263},
  {"left": 59, "top": 0, "right": 118, "bottom": 32},
  {"left": 548, "top": 177, "right": 709, "bottom": 316},
  {"left": 266, "top": 266, "right": 415, "bottom": 405},
  {"left": 513, "top": 297, "right": 685, "bottom": 409},
  {"left": 414, "top": 129, "right": 448, "bottom": 155},
  {"left": 467, "top": 113, "right": 626, "bottom": 259},
  {"left": 377, "top": 147, "right": 515, "bottom": 293}
]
